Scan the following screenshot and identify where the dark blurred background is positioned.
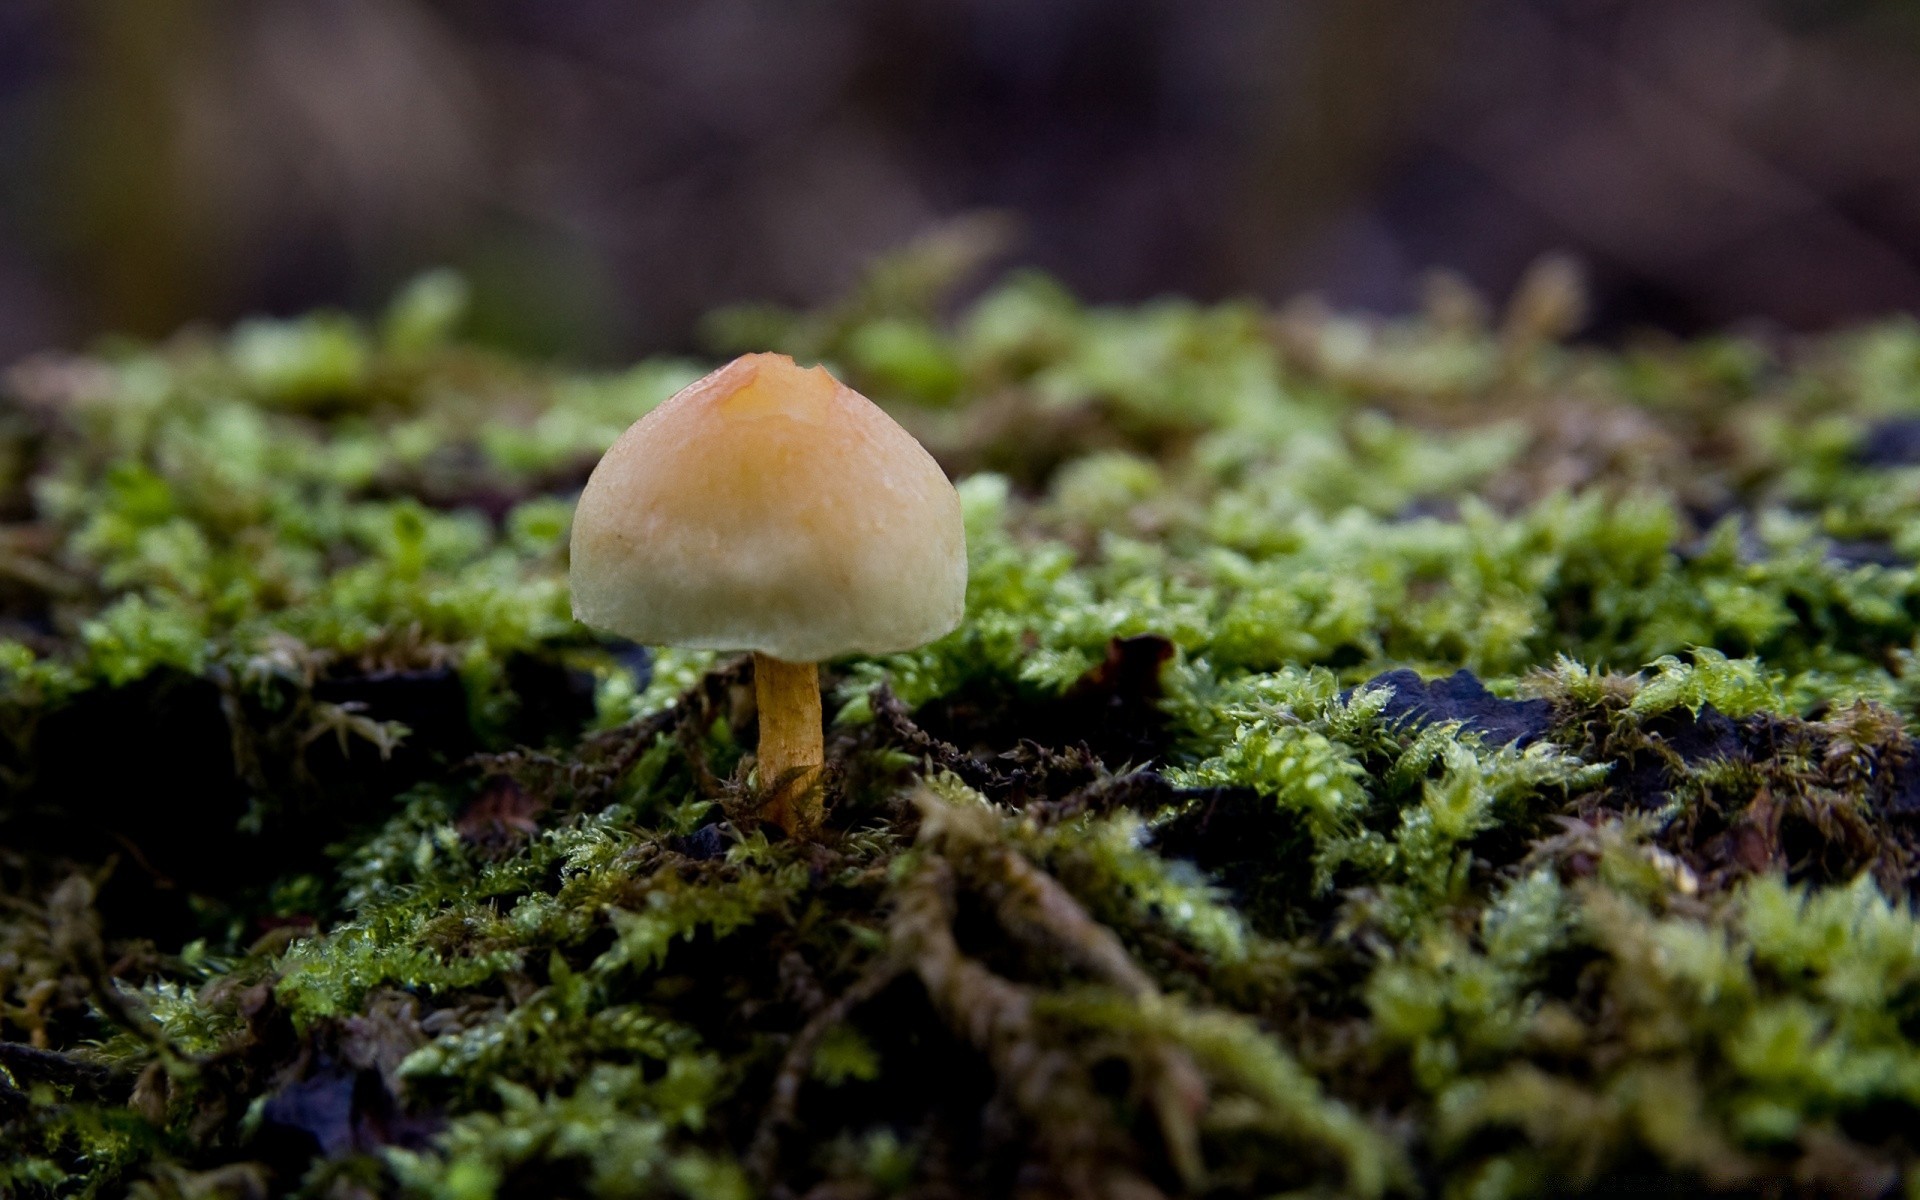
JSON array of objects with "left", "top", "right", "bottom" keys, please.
[{"left": 4, "top": 0, "right": 1920, "bottom": 363}]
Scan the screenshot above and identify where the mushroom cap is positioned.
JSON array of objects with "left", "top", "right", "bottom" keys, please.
[{"left": 568, "top": 352, "right": 967, "bottom": 662}]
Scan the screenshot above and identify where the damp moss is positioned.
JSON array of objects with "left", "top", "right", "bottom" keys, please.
[{"left": 12, "top": 247, "right": 1920, "bottom": 1196}]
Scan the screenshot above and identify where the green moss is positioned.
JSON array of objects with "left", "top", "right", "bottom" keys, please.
[{"left": 12, "top": 251, "right": 1920, "bottom": 1195}]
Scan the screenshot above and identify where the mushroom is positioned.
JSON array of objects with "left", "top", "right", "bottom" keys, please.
[{"left": 569, "top": 352, "right": 967, "bottom": 836}]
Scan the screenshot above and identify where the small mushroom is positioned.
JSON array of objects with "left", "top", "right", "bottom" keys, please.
[{"left": 569, "top": 352, "right": 967, "bottom": 836}]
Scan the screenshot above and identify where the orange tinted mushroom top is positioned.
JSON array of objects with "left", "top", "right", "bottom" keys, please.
[{"left": 569, "top": 352, "right": 967, "bottom": 662}]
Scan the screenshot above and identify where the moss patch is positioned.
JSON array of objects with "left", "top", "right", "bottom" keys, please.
[{"left": 11, "top": 254, "right": 1920, "bottom": 1196}]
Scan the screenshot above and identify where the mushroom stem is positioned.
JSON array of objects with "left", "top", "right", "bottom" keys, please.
[{"left": 752, "top": 652, "right": 823, "bottom": 836}]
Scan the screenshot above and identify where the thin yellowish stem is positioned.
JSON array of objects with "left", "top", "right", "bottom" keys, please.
[{"left": 752, "top": 652, "right": 823, "bottom": 837}]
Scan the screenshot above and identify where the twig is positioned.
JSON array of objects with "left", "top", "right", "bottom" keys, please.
[
  {"left": 870, "top": 686, "right": 996, "bottom": 790},
  {"left": 890, "top": 853, "right": 1168, "bottom": 1200},
  {"left": 909, "top": 788, "right": 1209, "bottom": 1189},
  {"left": 0, "top": 1040, "right": 124, "bottom": 1098},
  {"left": 45, "top": 874, "right": 195, "bottom": 1079},
  {"left": 747, "top": 956, "right": 906, "bottom": 1185}
]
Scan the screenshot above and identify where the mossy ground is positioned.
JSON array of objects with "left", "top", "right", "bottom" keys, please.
[{"left": 11, "top": 250, "right": 1920, "bottom": 1198}]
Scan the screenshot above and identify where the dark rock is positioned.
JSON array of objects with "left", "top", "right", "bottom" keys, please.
[
  {"left": 259, "top": 1063, "right": 361, "bottom": 1161},
  {"left": 256, "top": 993, "right": 436, "bottom": 1170},
  {"left": 671, "top": 822, "right": 731, "bottom": 861},
  {"left": 1652, "top": 704, "right": 1746, "bottom": 764},
  {"left": 1358, "top": 668, "right": 1553, "bottom": 747},
  {"left": 256, "top": 1059, "right": 437, "bottom": 1167},
  {"left": 605, "top": 639, "right": 654, "bottom": 690},
  {"left": 1826, "top": 539, "right": 1907, "bottom": 568},
  {"left": 1395, "top": 497, "right": 1460, "bottom": 522},
  {"left": 1855, "top": 417, "right": 1920, "bottom": 467},
  {"left": 1882, "top": 757, "right": 1920, "bottom": 818},
  {"left": 1602, "top": 704, "right": 1749, "bottom": 811}
]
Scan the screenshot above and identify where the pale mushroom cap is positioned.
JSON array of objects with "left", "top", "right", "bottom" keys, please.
[{"left": 569, "top": 353, "right": 968, "bottom": 662}]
